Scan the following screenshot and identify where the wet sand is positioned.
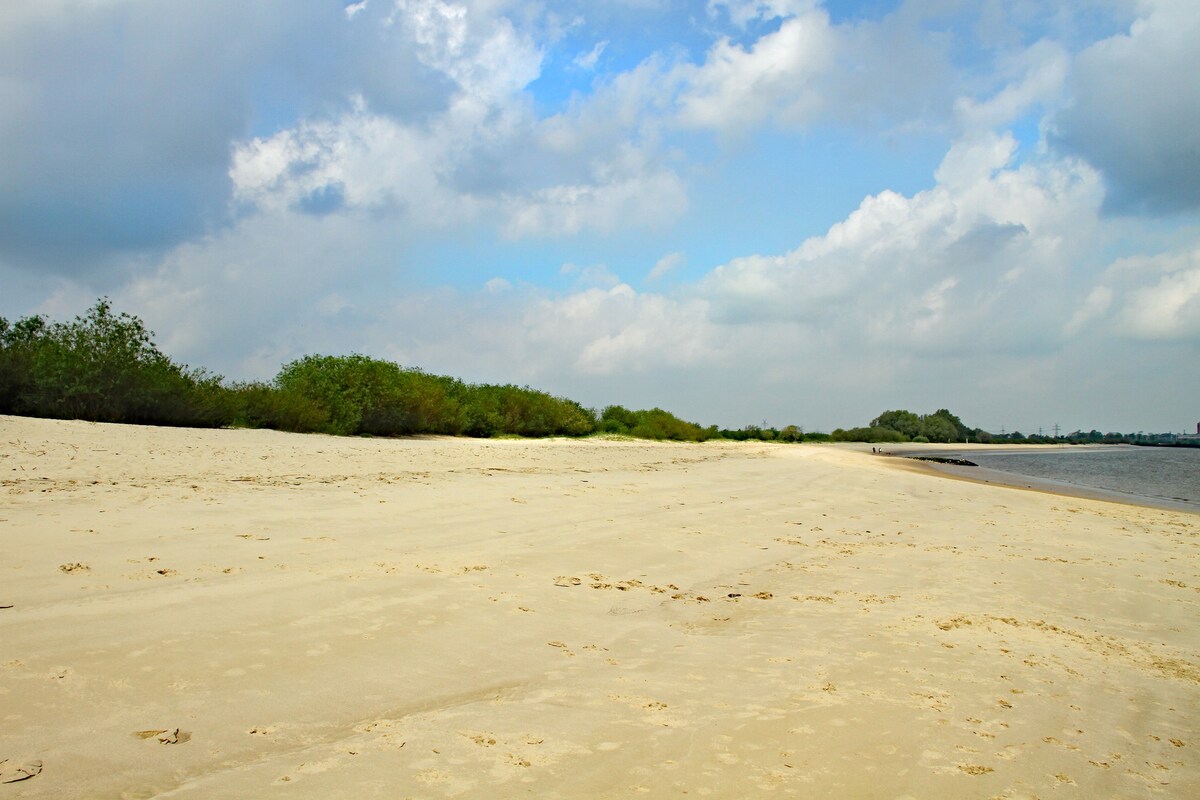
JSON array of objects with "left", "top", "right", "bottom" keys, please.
[{"left": 1, "top": 416, "right": 1197, "bottom": 798}]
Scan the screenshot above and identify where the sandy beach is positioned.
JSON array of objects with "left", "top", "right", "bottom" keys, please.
[{"left": 1, "top": 415, "right": 1197, "bottom": 798}]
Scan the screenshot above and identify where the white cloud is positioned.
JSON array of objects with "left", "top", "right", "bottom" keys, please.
[
  {"left": 559, "top": 263, "right": 621, "bottom": 289},
  {"left": 231, "top": 73, "right": 687, "bottom": 240},
  {"left": 647, "top": 251, "right": 684, "bottom": 282},
  {"left": 677, "top": 11, "right": 835, "bottom": 132},
  {"left": 524, "top": 285, "right": 718, "bottom": 376},
  {"left": 955, "top": 39, "right": 1069, "bottom": 133},
  {"left": 573, "top": 40, "right": 608, "bottom": 70},
  {"left": 501, "top": 166, "right": 687, "bottom": 238},
  {"left": 707, "top": 0, "right": 816, "bottom": 28},
  {"left": 1064, "top": 285, "right": 1113, "bottom": 336},
  {"left": 1086, "top": 247, "right": 1200, "bottom": 340},
  {"left": 699, "top": 133, "right": 1105, "bottom": 354},
  {"left": 3, "top": 0, "right": 1197, "bottom": 435},
  {"left": 389, "top": 0, "right": 543, "bottom": 102},
  {"left": 1120, "top": 267, "right": 1200, "bottom": 339},
  {"left": 230, "top": 102, "right": 473, "bottom": 226}
]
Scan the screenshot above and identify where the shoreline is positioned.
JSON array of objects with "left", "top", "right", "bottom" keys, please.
[{"left": 874, "top": 443, "right": 1199, "bottom": 514}]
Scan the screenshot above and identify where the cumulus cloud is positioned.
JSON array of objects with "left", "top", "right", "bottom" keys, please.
[
  {"left": 501, "top": 166, "right": 687, "bottom": 238},
  {"left": 647, "top": 252, "right": 684, "bottom": 282},
  {"left": 677, "top": 10, "right": 835, "bottom": 132},
  {"left": 955, "top": 39, "right": 1069, "bottom": 133},
  {"left": 675, "top": 1, "right": 965, "bottom": 136},
  {"left": 388, "top": 0, "right": 543, "bottom": 103},
  {"left": 525, "top": 284, "right": 717, "bottom": 375},
  {"left": 1053, "top": 0, "right": 1200, "bottom": 212},
  {"left": 699, "top": 133, "right": 1104, "bottom": 355},
  {"left": 3, "top": 0, "right": 1197, "bottom": 433},
  {"left": 1072, "top": 247, "right": 1200, "bottom": 340},
  {"left": 0, "top": 0, "right": 448, "bottom": 271},
  {"left": 230, "top": 101, "right": 478, "bottom": 225}
]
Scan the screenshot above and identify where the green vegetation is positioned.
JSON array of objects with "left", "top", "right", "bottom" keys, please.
[
  {"left": 831, "top": 409, "right": 1193, "bottom": 445},
  {"left": 832, "top": 408, "right": 977, "bottom": 443},
  {"left": 28, "top": 300, "right": 1178, "bottom": 447},
  {"left": 0, "top": 299, "right": 714, "bottom": 441},
  {"left": 0, "top": 299, "right": 231, "bottom": 427},
  {"left": 598, "top": 405, "right": 717, "bottom": 441}
]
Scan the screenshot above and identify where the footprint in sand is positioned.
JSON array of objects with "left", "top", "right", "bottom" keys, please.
[
  {"left": 466, "top": 733, "right": 497, "bottom": 747},
  {"left": 134, "top": 729, "right": 191, "bottom": 744},
  {"left": 958, "top": 764, "right": 994, "bottom": 775},
  {"left": 0, "top": 760, "right": 43, "bottom": 784}
]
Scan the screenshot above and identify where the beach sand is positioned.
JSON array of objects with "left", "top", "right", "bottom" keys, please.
[{"left": 1, "top": 415, "right": 1196, "bottom": 798}]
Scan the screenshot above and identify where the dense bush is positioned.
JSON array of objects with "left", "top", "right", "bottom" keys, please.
[
  {"left": 1, "top": 299, "right": 843, "bottom": 444},
  {"left": 460, "top": 384, "right": 596, "bottom": 438},
  {"left": 868, "top": 407, "right": 976, "bottom": 443},
  {"left": 0, "top": 300, "right": 233, "bottom": 427},
  {"left": 831, "top": 426, "right": 908, "bottom": 443},
  {"left": 226, "top": 382, "right": 329, "bottom": 433},
  {"left": 600, "top": 405, "right": 714, "bottom": 441},
  {"left": 273, "top": 355, "right": 468, "bottom": 436}
]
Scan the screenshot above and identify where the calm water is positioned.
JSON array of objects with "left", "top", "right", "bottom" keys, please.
[{"left": 963, "top": 446, "right": 1200, "bottom": 510}]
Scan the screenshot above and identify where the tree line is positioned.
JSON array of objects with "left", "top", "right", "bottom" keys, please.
[
  {"left": 0, "top": 299, "right": 732, "bottom": 441},
  {"left": 828, "top": 409, "right": 1190, "bottom": 445},
  {"left": 10, "top": 300, "right": 1159, "bottom": 446},
  {"left": 830, "top": 408, "right": 978, "bottom": 443}
]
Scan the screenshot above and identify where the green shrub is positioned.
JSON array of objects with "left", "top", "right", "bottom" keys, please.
[
  {"left": 0, "top": 300, "right": 233, "bottom": 427},
  {"left": 273, "top": 355, "right": 467, "bottom": 436},
  {"left": 462, "top": 384, "right": 595, "bottom": 437},
  {"left": 831, "top": 426, "right": 908, "bottom": 443},
  {"left": 229, "top": 382, "right": 329, "bottom": 432}
]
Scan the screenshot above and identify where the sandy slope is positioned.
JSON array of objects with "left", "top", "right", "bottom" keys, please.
[{"left": 1, "top": 416, "right": 1196, "bottom": 798}]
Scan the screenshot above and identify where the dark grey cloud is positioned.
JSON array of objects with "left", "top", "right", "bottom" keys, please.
[
  {"left": 1052, "top": 0, "right": 1200, "bottom": 214},
  {"left": 0, "top": 1, "right": 449, "bottom": 274}
]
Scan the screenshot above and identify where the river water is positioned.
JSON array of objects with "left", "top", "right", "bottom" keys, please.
[{"left": 954, "top": 446, "right": 1200, "bottom": 512}]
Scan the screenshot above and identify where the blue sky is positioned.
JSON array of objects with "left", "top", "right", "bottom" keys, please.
[{"left": 1, "top": 0, "right": 1198, "bottom": 433}]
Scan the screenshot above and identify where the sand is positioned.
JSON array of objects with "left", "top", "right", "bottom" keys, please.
[{"left": 1, "top": 415, "right": 1197, "bottom": 799}]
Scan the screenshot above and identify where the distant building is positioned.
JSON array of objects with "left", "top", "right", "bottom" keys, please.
[{"left": 1178, "top": 422, "right": 1200, "bottom": 443}]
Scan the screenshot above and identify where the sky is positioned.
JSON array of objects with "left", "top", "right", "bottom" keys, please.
[{"left": 1, "top": 0, "right": 1198, "bottom": 434}]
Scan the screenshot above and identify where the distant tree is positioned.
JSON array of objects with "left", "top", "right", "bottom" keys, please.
[
  {"left": 778, "top": 425, "right": 804, "bottom": 442},
  {"left": 832, "top": 426, "right": 907, "bottom": 443},
  {"left": 926, "top": 408, "right": 970, "bottom": 440},
  {"left": 1, "top": 299, "right": 229, "bottom": 426},
  {"left": 0, "top": 314, "right": 48, "bottom": 414},
  {"left": 919, "top": 415, "right": 958, "bottom": 443},
  {"left": 871, "top": 410, "right": 921, "bottom": 439}
]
